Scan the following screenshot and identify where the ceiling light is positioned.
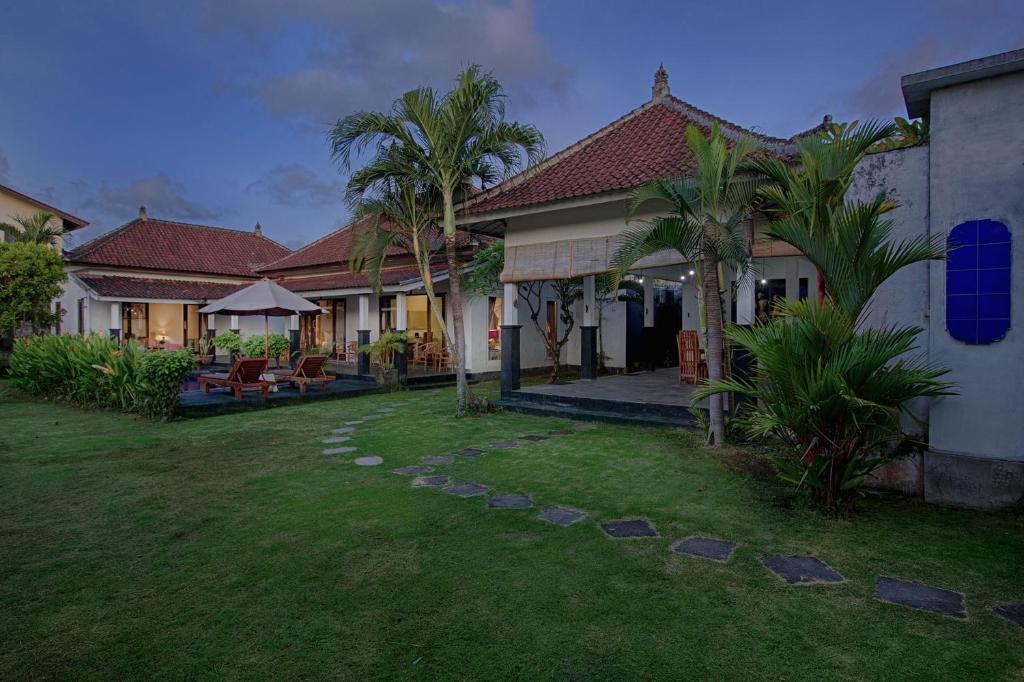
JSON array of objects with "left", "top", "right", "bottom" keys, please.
[
  {"left": 760, "top": 278, "right": 768, "bottom": 285},
  {"left": 689, "top": 270, "right": 695, "bottom": 276}
]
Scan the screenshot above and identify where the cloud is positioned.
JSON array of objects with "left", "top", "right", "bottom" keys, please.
[
  {"left": 200, "top": 0, "right": 571, "bottom": 124},
  {"left": 246, "top": 162, "right": 344, "bottom": 207},
  {"left": 80, "top": 173, "right": 221, "bottom": 223},
  {"left": 842, "top": 39, "right": 949, "bottom": 118},
  {"left": 0, "top": 148, "right": 9, "bottom": 183}
]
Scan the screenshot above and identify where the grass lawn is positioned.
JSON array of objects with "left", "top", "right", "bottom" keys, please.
[{"left": 1, "top": 379, "right": 1022, "bottom": 680}]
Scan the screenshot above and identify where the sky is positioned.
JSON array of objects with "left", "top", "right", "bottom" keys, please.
[{"left": 2, "top": 0, "right": 1021, "bottom": 251}]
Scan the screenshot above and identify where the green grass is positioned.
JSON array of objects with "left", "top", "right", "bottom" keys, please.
[{"left": 1, "top": 379, "right": 1021, "bottom": 680}]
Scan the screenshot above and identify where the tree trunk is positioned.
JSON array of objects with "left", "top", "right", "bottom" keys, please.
[
  {"left": 442, "top": 191, "right": 471, "bottom": 416},
  {"left": 702, "top": 242, "right": 726, "bottom": 446}
]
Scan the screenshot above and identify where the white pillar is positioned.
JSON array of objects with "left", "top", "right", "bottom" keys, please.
[
  {"left": 736, "top": 274, "right": 755, "bottom": 325},
  {"left": 229, "top": 315, "right": 239, "bottom": 330},
  {"left": 207, "top": 314, "right": 217, "bottom": 331},
  {"left": 289, "top": 314, "right": 299, "bottom": 331},
  {"left": 643, "top": 278, "right": 654, "bottom": 327},
  {"left": 502, "top": 282, "right": 519, "bottom": 325},
  {"left": 358, "top": 294, "right": 369, "bottom": 329},
  {"left": 109, "top": 303, "right": 121, "bottom": 330},
  {"left": 582, "top": 275, "right": 596, "bottom": 327},
  {"left": 395, "top": 293, "right": 407, "bottom": 331}
]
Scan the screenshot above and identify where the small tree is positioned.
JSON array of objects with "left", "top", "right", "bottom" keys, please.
[
  {"left": 0, "top": 242, "right": 66, "bottom": 337},
  {"left": 519, "top": 278, "right": 581, "bottom": 382}
]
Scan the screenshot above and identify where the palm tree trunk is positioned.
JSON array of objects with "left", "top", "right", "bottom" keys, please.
[
  {"left": 442, "top": 190, "right": 471, "bottom": 416},
  {"left": 702, "top": 242, "right": 726, "bottom": 446}
]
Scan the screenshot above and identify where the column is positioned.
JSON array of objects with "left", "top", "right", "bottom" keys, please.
[
  {"left": 735, "top": 273, "right": 755, "bottom": 325},
  {"left": 288, "top": 314, "right": 300, "bottom": 359},
  {"left": 394, "top": 293, "right": 408, "bottom": 385},
  {"left": 357, "top": 294, "right": 370, "bottom": 376},
  {"left": 579, "top": 275, "right": 598, "bottom": 380},
  {"left": 109, "top": 302, "right": 121, "bottom": 343},
  {"left": 643, "top": 277, "right": 655, "bottom": 371},
  {"left": 500, "top": 282, "right": 521, "bottom": 398},
  {"left": 229, "top": 315, "right": 240, "bottom": 336},
  {"left": 785, "top": 257, "right": 800, "bottom": 302},
  {"left": 206, "top": 313, "right": 217, "bottom": 339}
]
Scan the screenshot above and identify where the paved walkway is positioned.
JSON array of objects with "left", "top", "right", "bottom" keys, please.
[{"left": 517, "top": 368, "right": 706, "bottom": 407}]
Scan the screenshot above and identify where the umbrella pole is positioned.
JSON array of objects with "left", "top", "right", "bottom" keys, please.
[{"left": 264, "top": 315, "right": 269, "bottom": 364}]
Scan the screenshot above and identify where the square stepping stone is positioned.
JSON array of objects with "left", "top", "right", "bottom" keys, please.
[
  {"left": 536, "top": 506, "right": 586, "bottom": 526},
  {"left": 332, "top": 427, "right": 355, "bottom": 434},
  {"left": 994, "top": 603, "right": 1024, "bottom": 629},
  {"left": 454, "top": 448, "right": 484, "bottom": 458},
  {"left": 547, "top": 429, "right": 573, "bottom": 436},
  {"left": 874, "top": 576, "right": 966, "bottom": 619},
  {"left": 600, "top": 519, "right": 658, "bottom": 539},
  {"left": 353, "top": 456, "right": 383, "bottom": 467},
  {"left": 761, "top": 555, "right": 845, "bottom": 585},
  {"left": 487, "top": 494, "right": 533, "bottom": 509},
  {"left": 412, "top": 475, "right": 449, "bottom": 487},
  {"left": 322, "top": 436, "right": 351, "bottom": 444},
  {"left": 443, "top": 483, "right": 488, "bottom": 497},
  {"left": 324, "top": 446, "right": 357, "bottom": 455},
  {"left": 421, "top": 455, "right": 452, "bottom": 465},
  {"left": 490, "top": 441, "right": 518, "bottom": 449},
  {"left": 392, "top": 466, "right": 433, "bottom": 476},
  {"left": 573, "top": 422, "right": 597, "bottom": 431},
  {"left": 377, "top": 407, "right": 394, "bottom": 413},
  {"left": 519, "top": 434, "right": 548, "bottom": 442},
  {"left": 671, "top": 536, "right": 737, "bottom": 563}
]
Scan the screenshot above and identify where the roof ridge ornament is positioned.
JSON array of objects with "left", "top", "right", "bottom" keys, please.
[{"left": 652, "top": 63, "right": 670, "bottom": 101}]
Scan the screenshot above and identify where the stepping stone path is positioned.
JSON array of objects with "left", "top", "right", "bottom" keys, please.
[
  {"left": 362, "top": 414, "right": 383, "bottom": 420},
  {"left": 322, "top": 436, "right": 351, "bottom": 444},
  {"left": 392, "top": 466, "right": 433, "bottom": 476},
  {"left": 443, "top": 483, "right": 489, "bottom": 497},
  {"left": 600, "top": 519, "right": 658, "bottom": 539},
  {"left": 672, "top": 536, "right": 736, "bottom": 563},
  {"left": 519, "top": 435, "right": 548, "bottom": 442},
  {"left": 332, "top": 427, "right": 355, "bottom": 434},
  {"left": 344, "top": 420, "right": 364, "bottom": 425},
  {"left": 324, "top": 446, "right": 358, "bottom": 455},
  {"left": 547, "top": 429, "right": 573, "bottom": 436},
  {"left": 377, "top": 407, "right": 394, "bottom": 413},
  {"left": 455, "top": 448, "right": 484, "bottom": 458},
  {"left": 353, "top": 456, "right": 383, "bottom": 467},
  {"left": 994, "top": 603, "right": 1024, "bottom": 629},
  {"left": 761, "top": 555, "right": 845, "bottom": 585},
  {"left": 874, "top": 576, "right": 966, "bottom": 619},
  {"left": 537, "top": 506, "right": 586, "bottom": 526},
  {"left": 487, "top": 494, "right": 533, "bottom": 509},
  {"left": 490, "top": 441, "right": 518, "bottom": 449},
  {"left": 421, "top": 455, "right": 452, "bottom": 465},
  {"left": 412, "top": 475, "right": 449, "bottom": 487}
]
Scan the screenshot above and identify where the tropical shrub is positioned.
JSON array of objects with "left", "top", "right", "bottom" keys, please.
[
  {"left": 0, "top": 242, "right": 67, "bottom": 336},
  {"left": 358, "top": 331, "right": 407, "bottom": 389},
  {"left": 137, "top": 350, "right": 195, "bottom": 419},
  {"left": 242, "top": 333, "right": 290, "bottom": 359},
  {"left": 211, "top": 331, "right": 241, "bottom": 354}
]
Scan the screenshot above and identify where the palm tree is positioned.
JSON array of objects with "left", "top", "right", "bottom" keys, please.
[
  {"left": 612, "top": 124, "right": 758, "bottom": 445},
  {"left": 0, "top": 212, "right": 64, "bottom": 246},
  {"left": 330, "top": 66, "right": 545, "bottom": 416}
]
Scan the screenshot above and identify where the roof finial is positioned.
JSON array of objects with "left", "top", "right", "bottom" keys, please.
[
  {"left": 138, "top": 205, "right": 148, "bottom": 221},
  {"left": 652, "top": 63, "right": 670, "bottom": 101},
  {"left": 254, "top": 221, "right": 262, "bottom": 236}
]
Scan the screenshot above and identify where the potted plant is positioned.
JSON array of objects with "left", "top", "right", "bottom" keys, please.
[
  {"left": 357, "top": 331, "right": 407, "bottom": 389},
  {"left": 195, "top": 336, "right": 214, "bottom": 367},
  {"left": 211, "top": 331, "right": 241, "bottom": 363}
]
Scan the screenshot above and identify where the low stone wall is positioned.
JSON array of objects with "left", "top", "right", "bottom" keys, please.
[{"left": 867, "top": 451, "right": 1024, "bottom": 510}]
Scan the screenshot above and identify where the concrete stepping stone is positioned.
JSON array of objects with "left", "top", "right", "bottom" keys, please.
[
  {"left": 421, "top": 455, "right": 452, "bottom": 465},
  {"left": 994, "top": 603, "right": 1024, "bottom": 629},
  {"left": 353, "top": 456, "right": 383, "bottom": 466},
  {"left": 443, "top": 482, "right": 489, "bottom": 497},
  {"left": 362, "top": 414, "right": 383, "bottom": 420},
  {"left": 377, "top": 407, "right": 394, "bottom": 413},
  {"left": 344, "top": 420, "right": 364, "bottom": 425},
  {"left": 761, "top": 555, "right": 845, "bottom": 585},
  {"left": 490, "top": 441, "right": 518, "bottom": 449},
  {"left": 322, "top": 436, "right": 351, "bottom": 444},
  {"left": 412, "top": 475, "right": 449, "bottom": 487},
  {"left": 672, "top": 536, "right": 736, "bottom": 563},
  {"left": 454, "top": 448, "right": 484, "bottom": 458},
  {"left": 324, "top": 446, "right": 358, "bottom": 455},
  {"left": 487, "top": 494, "right": 533, "bottom": 509},
  {"left": 547, "top": 429, "right": 573, "bottom": 436},
  {"left": 519, "top": 434, "right": 548, "bottom": 442},
  {"left": 573, "top": 422, "right": 597, "bottom": 431},
  {"left": 874, "top": 576, "right": 966, "bottom": 619},
  {"left": 600, "top": 519, "right": 658, "bottom": 539},
  {"left": 332, "top": 427, "right": 355, "bottom": 434},
  {"left": 537, "top": 506, "right": 586, "bottom": 526},
  {"left": 392, "top": 465, "right": 433, "bottom": 476}
]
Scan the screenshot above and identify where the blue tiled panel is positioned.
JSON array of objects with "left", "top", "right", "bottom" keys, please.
[{"left": 946, "top": 220, "right": 1011, "bottom": 344}]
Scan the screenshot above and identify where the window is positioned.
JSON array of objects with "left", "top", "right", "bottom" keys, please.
[
  {"left": 487, "top": 297, "right": 502, "bottom": 360},
  {"left": 379, "top": 295, "right": 397, "bottom": 333},
  {"left": 122, "top": 303, "right": 149, "bottom": 343},
  {"left": 946, "top": 219, "right": 1011, "bottom": 344}
]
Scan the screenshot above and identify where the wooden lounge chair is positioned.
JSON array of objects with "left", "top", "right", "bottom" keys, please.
[
  {"left": 274, "top": 355, "right": 334, "bottom": 394},
  {"left": 198, "top": 358, "right": 272, "bottom": 400}
]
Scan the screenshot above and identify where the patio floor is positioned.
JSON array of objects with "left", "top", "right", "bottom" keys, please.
[{"left": 178, "top": 377, "right": 378, "bottom": 418}]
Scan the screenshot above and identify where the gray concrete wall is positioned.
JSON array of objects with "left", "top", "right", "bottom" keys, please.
[{"left": 927, "top": 70, "right": 1024, "bottom": 466}]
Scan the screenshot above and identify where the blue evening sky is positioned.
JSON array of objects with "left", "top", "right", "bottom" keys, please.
[{"left": 1, "top": 1, "right": 1020, "bottom": 250}]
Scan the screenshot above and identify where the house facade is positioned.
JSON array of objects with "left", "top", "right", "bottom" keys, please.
[{"left": 1, "top": 182, "right": 89, "bottom": 252}]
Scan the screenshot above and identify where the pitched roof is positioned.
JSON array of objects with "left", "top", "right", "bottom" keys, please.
[
  {"left": 65, "top": 217, "right": 290, "bottom": 277},
  {"left": 0, "top": 182, "right": 89, "bottom": 229},
  {"left": 278, "top": 264, "right": 444, "bottom": 293},
  {"left": 77, "top": 275, "right": 245, "bottom": 301},
  {"left": 460, "top": 89, "right": 802, "bottom": 218}
]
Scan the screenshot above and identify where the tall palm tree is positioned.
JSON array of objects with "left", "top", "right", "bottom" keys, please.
[
  {"left": 0, "top": 212, "right": 64, "bottom": 246},
  {"left": 612, "top": 124, "right": 758, "bottom": 445},
  {"left": 330, "top": 66, "right": 545, "bottom": 416}
]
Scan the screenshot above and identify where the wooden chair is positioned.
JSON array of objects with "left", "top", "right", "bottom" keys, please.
[
  {"left": 198, "top": 358, "right": 272, "bottom": 400},
  {"left": 414, "top": 341, "right": 436, "bottom": 369},
  {"left": 433, "top": 345, "right": 452, "bottom": 372},
  {"left": 677, "top": 330, "right": 704, "bottom": 384},
  {"left": 274, "top": 355, "right": 334, "bottom": 394}
]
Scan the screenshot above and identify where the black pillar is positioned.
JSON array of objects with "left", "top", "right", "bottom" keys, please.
[
  {"left": 289, "top": 329, "right": 300, "bottom": 358},
  {"left": 395, "top": 339, "right": 408, "bottom": 386},
  {"left": 580, "top": 325, "right": 598, "bottom": 380},
  {"left": 357, "top": 329, "right": 370, "bottom": 376},
  {"left": 642, "top": 326, "right": 656, "bottom": 372},
  {"left": 109, "top": 329, "right": 121, "bottom": 343},
  {"left": 230, "top": 328, "right": 240, "bottom": 337},
  {"left": 500, "top": 325, "right": 521, "bottom": 398}
]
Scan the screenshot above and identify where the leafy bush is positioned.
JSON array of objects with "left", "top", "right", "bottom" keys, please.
[
  {"left": 211, "top": 331, "right": 241, "bottom": 354},
  {"left": 0, "top": 242, "right": 67, "bottom": 335},
  {"left": 242, "top": 333, "right": 290, "bottom": 359},
  {"left": 137, "top": 350, "right": 195, "bottom": 419},
  {"left": 358, "top": 331, "right": 406, "bottom": 389}
]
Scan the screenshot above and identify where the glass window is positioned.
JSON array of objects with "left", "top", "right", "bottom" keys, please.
[
  {"left": 379, "top": 295, "right": 397, "bottom": 333},
  {"left": 946, "top": 219, "right": 1011, "bottom": 344},
  {"left": 122, "top": 303, "right": 148, "bottom": 343}
]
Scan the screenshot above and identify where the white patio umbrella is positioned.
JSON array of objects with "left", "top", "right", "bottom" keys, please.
[{"left": 200, "top": 278, "right": 323, "bottom": 360}]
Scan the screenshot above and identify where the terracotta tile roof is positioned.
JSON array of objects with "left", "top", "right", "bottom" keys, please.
[
  {"left": 65, "top": 217, "right": 290, "bottom": 277},
  {"left": 460, "top": 95, "right": 799, "bottom": 217},
  {"left": 77, "top": 275, "right": 245, "bottom": 301},
  {"left": 278, "top": 264, "right": 446, "bottom": 293}
]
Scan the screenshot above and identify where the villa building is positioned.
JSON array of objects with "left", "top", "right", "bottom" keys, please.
[{"left": 1, "top": 182, "right": 89, "bottom": 252}]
